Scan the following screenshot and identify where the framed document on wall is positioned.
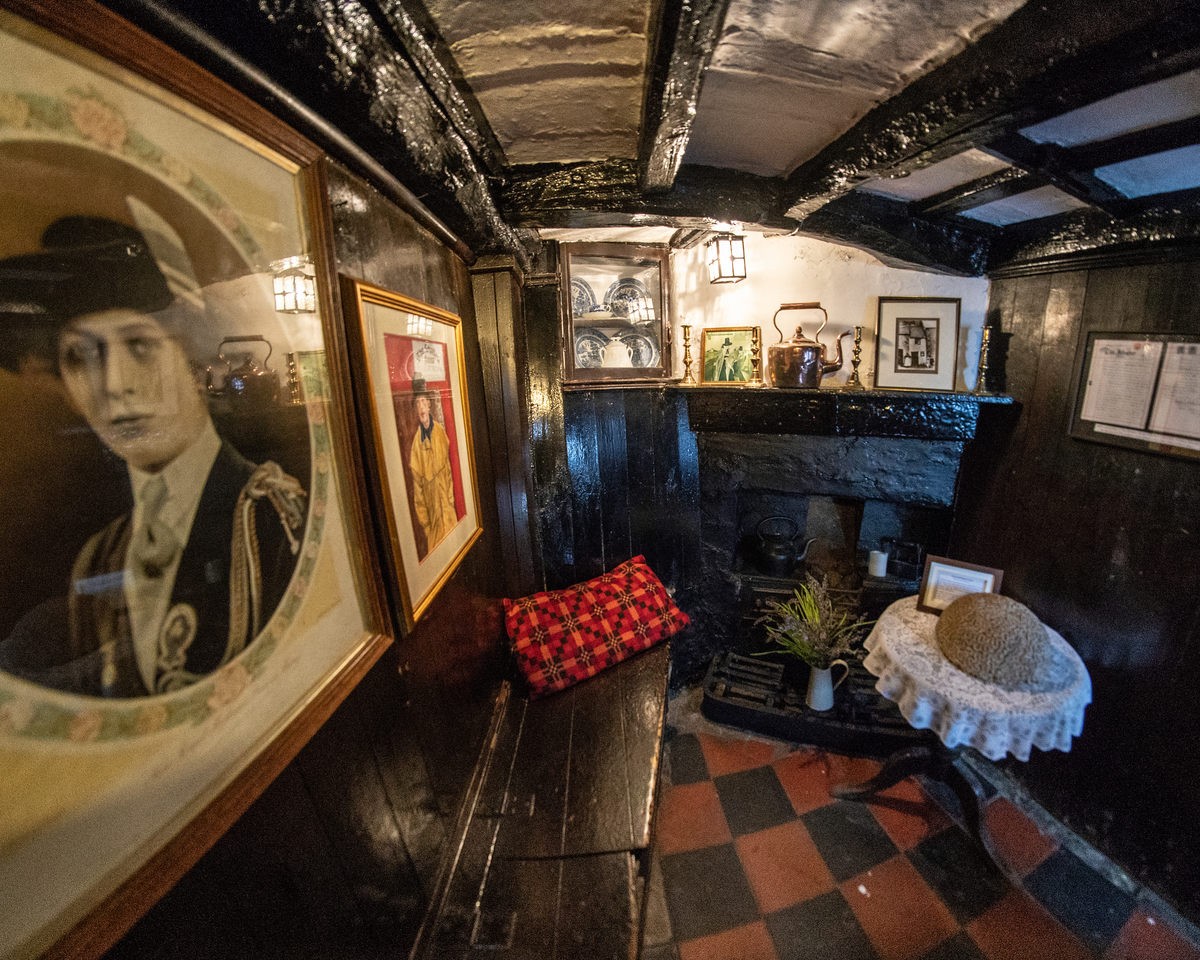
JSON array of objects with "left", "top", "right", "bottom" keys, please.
[
  {"left": 0, "top": 3, "right": 390, "bottom": 957},
  {"left": 1069, "top": 331, "right": 1200, "bottom": 461}
]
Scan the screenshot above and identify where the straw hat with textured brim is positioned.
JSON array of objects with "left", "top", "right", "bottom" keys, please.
[{"left": 936, "top": 593, "right": 1057, "bottom": 692}]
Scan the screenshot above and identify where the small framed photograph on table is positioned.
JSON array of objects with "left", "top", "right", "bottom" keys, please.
[
  {"left": 875, "top": 297, "right": 960, "bottom": 392},
  {"left": 917, "top": 556, "right": 1004, "bottom": 613}
]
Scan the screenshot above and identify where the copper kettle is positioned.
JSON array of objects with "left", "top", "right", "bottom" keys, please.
[{"left": 768, "top": 302, "right": 850, "bottom": 389}]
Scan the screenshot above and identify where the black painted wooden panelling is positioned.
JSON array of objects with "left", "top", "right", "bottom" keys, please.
[
  {"left": 952, "top": 259, "right": 1200, "bottom": 923},
  {"left": 524, "top": 284, "right": 577, "bottom": 590},
  {"left": 471, "top": 264, "right": 536, "bottom": 597},
  {"left": 107, "top": 163, "right": 511, "bottom": 960}
]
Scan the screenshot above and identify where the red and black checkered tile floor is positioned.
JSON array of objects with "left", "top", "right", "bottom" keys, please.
[{"left": 642, "top": 725, "right": 1200, "bottom": 960}]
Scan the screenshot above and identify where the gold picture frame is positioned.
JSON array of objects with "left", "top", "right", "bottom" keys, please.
[
  {"left": 700, "top": 326, "right": 757, "bottom": 383},
  {"left": 0, "top": 4, "right": 390, "bottom": 957},
  {"left": 341, "top": 279, "right": 484, "bottom": 629}
]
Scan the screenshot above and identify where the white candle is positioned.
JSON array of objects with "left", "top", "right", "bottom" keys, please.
[{"left": 868, "top": 550, "right": 889, "bottom": 577}]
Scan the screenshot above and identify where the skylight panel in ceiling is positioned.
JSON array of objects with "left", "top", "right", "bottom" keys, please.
[
  {"left": 858, "top": 149, "right": 1010, "bottom": 201},
  {"left": 1093, "top": 144, "right": 1200, "bottom": 198},
  {"left": 958, "top": 186, "right": 1090, "bottom": 226},
  {"left": 1020, "top": 69, "right": 1200, "bottom": 147}
]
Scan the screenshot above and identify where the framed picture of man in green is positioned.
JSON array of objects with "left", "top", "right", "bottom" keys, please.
[{"left": 701, "top": 326, "right": 756, "bottom": 383}]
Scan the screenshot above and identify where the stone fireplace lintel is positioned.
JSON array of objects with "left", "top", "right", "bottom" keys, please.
[{"left": 680, "top": 387, "right": 1012, "bottom": 440}]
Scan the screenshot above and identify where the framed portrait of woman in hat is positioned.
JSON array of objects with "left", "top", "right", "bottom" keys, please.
[
  {"left": 0, "top": 4, "right": 388, "bottom": 958},
  {"left": 341, "top": 278, "right": 483, "bottom": 629}
]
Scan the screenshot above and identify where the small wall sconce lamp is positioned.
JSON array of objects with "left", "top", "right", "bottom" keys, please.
[
  {"left": 706, "top": 232, "right": 747, "bottom": 284},
  {"left": 271, "top": 255, "right": 316, "bottom": 313}
]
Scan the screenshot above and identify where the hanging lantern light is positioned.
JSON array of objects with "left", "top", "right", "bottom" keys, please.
[
  {"left": 271, "top": 255, "right": 317, "bottom": 313},
  {"left": 706, "top": 232, "right": 746, "bottom": 284}
]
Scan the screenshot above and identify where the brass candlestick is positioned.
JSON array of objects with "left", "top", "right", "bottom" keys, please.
[
  {"left": 845, "top": 326, "right": 866, "bottom": 390},
  {"left": 286, "top": 352, "right": 303, "bottom": 404},
  {"left": 975, "top": 327, "right": 994, "bottom": 395},
  {"left": 748, "top": 325, "right": 765, "bottom": 386},
  {"left": 680, "top": 323, "right": 697, "bottom": 384}
]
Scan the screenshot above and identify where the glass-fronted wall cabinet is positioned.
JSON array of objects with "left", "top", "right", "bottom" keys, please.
[{"left": 560, "top": 242, "right": 671, "bottom": 384}]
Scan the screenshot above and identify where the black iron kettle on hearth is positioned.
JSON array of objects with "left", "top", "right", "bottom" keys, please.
[{"left": 755, "top": 516, "right": 817, "bottom": 577}]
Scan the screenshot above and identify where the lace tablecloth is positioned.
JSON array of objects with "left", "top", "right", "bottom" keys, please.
[{"left": 863, "top": 597, "right": 1091, "bottom": 761}]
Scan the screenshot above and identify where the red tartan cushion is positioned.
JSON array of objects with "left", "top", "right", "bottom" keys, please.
[{"left": 503, "top": 556, "right": 688, "bottom": 698}]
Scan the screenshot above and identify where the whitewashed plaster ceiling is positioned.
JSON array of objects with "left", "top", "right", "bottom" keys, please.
[
  {"left": 422, "top": 0, "right": 1026, "bottom": 177},
  {"left": 405, "top": 0, "right": 1200, "bottom": 272},
  {"left": 683, "top": 0, "right": 1029, "bottom": 177},
  {"left": 421, "top": 0, "right": 654, "bottom": 166},
  {"left": 141, "top": 0, "right": 1200, "bottom": 273}
]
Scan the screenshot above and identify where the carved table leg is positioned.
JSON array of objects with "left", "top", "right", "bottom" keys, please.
[
  {"left": 831, "top": 746, "right": 939, "bottom": 801},
  {"left": 833, "top": 745, "right": 1001, "bottom": 868}
]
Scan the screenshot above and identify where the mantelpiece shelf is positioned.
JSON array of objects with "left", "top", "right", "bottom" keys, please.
[{"left": 679, "top": 387, "right": 1014, "bottom": 440}]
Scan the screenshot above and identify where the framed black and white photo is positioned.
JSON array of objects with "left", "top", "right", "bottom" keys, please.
[{"left": 875, "top": 297, "right": 960, "bottom": 392}]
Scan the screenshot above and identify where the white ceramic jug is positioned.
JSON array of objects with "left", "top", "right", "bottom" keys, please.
[{"left": 806, "top": 659, "right": 850, "bottom": 711}]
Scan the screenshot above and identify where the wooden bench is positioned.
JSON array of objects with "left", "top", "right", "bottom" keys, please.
[{"left": 413, "top": 643, "right": 671, "bottom": 959}]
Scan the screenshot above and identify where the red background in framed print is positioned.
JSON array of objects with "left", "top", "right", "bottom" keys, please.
[{"left": 384, "top": 333, "right": 467, "bottom": 557}]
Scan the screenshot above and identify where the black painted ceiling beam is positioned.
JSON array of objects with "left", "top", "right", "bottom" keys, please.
[
  {"left": 987, "top": 133, "right": 1126, "bottom": 212},
  {"left": 913, "top": 168, "right": 1039, "bottom": 218},
  {"left": 505, "top": 160, "right": 790, "bottom": 232},
  {"left": 1116, "top": 185, "right": 1200, "bottom": 216},
  {"left": 1064, "top": 114, "right": 1200, "bottom": 172},
  {"left": 781, "top": 0, "right": 1200, "bottom": 221},
  {"left": 988, "top": 191, "right": 1200, "bottom": 274},
  {"left": 365, "top": 0, "right": 507, "bottom": 178},
  {"left": 638, "top": 0, "right": 732, "bottom": 192},
  {"left": 799, "top": 193, "right": 992, "bottom": 276},
  {"left": 102, "top": 0, "right": 531, "bottom": 265}
]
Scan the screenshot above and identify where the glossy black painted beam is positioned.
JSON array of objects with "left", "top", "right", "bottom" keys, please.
[
  {"left": 504, "top": 159, "right": 788, "bottom": 230},
  {"left": 367, "top": 0, "right": 508, "bottom": 177},
  {"left": 1064, "top": 114, "right": 1200, "bottom": 172},
  {"left": 782, "top": 0, "right": 1200, "bottom": 220},
  {"left": 913, "top": 168, "right": 1040, "bottom": 218},
  {"left": 987, "top": 132, "right": 1126, "bottom": 212},
  {"left": 101, "top": 0, "right": 529, "bottom": 264},
  {"left": 988, "top": 193, "right": 1200, "bottom": 276},
  {"left": 638, "top": 0, "right": 732, "bottom": 192},
  {"left": 799, "top": 192, "right": 992, "bottom": 276}
]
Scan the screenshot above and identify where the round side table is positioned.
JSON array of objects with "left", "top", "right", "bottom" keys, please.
[{"left": 833, "top": 596, "right": 1091, "bottom": 863}]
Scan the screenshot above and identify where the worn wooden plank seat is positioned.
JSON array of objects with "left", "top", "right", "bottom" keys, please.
[{"left": 415, "top": 643, "right": 671, "bottom": 960}]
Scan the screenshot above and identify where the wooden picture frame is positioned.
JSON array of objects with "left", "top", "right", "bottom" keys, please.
[
  {"left": 1068, "top": 331, "right": 1200, "bottom": 462},
  {"left": 560, "top": 242, "right": 672, "bottom": 384},
  {"left": 700, "top": 326, "right": 756, "bottom": 383},
  {"left": 917, "top": 555, "right": 1004, "bottom": 614},
  {"left": 0, "top": 4, "right": 390, "bottom": 957},
  {"left": 874, "top": 297, "right": 961, "bottom": 392},
  {"left": 341, "top": 279, "right": 483, "bottom": 628}
]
